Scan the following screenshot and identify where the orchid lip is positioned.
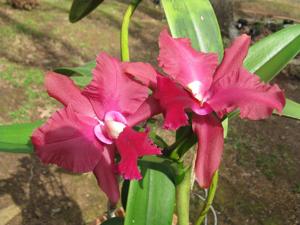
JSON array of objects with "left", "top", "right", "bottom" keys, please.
[{"left": 94, "top": 111, "right": 128, "bottom": 144}]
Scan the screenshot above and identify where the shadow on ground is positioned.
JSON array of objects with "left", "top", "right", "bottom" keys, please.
[
  {"left": 0, "top": 9, "right": 90, "bottom": 69},
  {"left": 0, "top": 156, "right": 84, "bottom": 225}
]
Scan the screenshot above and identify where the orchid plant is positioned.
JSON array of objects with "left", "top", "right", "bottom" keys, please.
[{"left": 1, "top": 0, "right": 300, "bottom": 225}]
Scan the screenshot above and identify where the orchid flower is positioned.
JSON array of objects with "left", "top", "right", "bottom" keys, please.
[
  {"left": 152, "top": 30, "right": 285, "bottom": 188},
  {"left": 31, "top": 53, "right": 161, "bottom": 205}
]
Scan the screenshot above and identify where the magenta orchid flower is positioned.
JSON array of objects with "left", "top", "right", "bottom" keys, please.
[
  {"left": 153, "top": 30, "right": 285, "bottom": 188},
  {"left": 31, "top": 53, "right": 161, "bottom": 205}
]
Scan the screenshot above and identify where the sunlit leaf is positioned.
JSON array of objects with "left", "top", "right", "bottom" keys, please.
[
  {"left": 161, "top": 0, "right": 224, "bottom": 60},
  {"left": 0, "top": 121, "right": 42, "bottom": 153},
  {"left": 243, "top": 25, "right": 300, "bottom": 120},
  {"left": 124, "top": 168, "right": 175, "bottom": 225},
  {"left": 245, "top": 24, "right": 300, "bottom": 82},
  {"left": 281, "top": 98, "right": 300, "bottom": 120}
]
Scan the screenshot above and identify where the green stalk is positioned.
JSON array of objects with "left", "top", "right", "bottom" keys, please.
[
  {"left": 195, "top": 171, "right": 219, "bottom": 225},
  {"left": 176, "top": 167, "right": 192, "bottom": 225},
  {"left": 121, "top": 0, "right": 142, "bottom": 62}
]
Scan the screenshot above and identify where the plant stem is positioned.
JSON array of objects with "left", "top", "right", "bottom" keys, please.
[
  {"left": 176, "top": 167, "right": 192, "bottom": 225},
  {"left": 195, "top": 171, "right": 219, "bottom": 225},
  {"left": 121, "top": 0, "right": 142, "bottom": 62}
]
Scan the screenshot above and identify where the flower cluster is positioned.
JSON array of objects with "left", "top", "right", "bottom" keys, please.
[{"left": 32, "top": 30, "right": 285, "bottom": 205}]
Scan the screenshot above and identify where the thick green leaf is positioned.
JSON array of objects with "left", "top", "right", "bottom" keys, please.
[
  {"left": 122, "top": 157, "right": 183, "bottom": 211},
  {"left": 138, "top": 156, "right": 185, "bottom": 184},
  {"left": 69, "top": 0, "right": 104, "bottom": 23},
  {"left": 124, "top": 168, "right": 175, "bottom": 225},
  {"left": 54, "top": 61, "right": 95, "bottom": 77},
  {"left": 281, "top": 99, "right": 300, "bottom": 120},
  {"left": 101, "top": 217, "right": 124, "bottom": 225},
  {"left": 243, "top": 25, "right": 300, "bottom": 120},
  {"left": 245, "top": 24, "right": 300, "bottom": 82},
  {"left": 161, "top": 0, "right": 224, "bottom": 60},
  {"left": 0, "top": 121, "right": 42, "bottom": 153}
]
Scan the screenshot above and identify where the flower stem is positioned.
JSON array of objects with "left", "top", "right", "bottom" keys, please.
[
  {"left": 195, "top": 171, "right": 219, "bottom": 225},
  {"left": 121, "top": 0, "right": 142, "bottom": 62},
  {"left": 176, "top": 167, "right": 192, "bottom": 225}
]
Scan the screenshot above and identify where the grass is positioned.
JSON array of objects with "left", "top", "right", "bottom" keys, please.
[
  {"left": 0, "top": 58, "right": 50, "bottom": 122},
  {"left": 0, "top": 0, "right": 127, "bottom": 123}
]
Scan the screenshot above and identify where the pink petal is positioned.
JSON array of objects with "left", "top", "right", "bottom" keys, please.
[
  {"left": 82, "top": 53, "right": 149, "bottom": 119},
  {"left": 115, "top": 127, "right": 161, "bottom": 180},
  {"left": 93, "top": 145, "right": 120, "bottom": 205},
  {"left": 31, "top": 106, "right": 103, "bottom": 173},
  {"left": 158, "top": 29, "right": 218, "bottom": 98},
  {"left": 154, "top": 76, "right": 198, "bottom": 130},
  {"left": 94, "top": 123, "right": 113, "bottom": 145},
  {"left": 45, "top": 72, "right": 95, "bottom": 117},
  {"left": 208, "top": 68, "right": 285, "bottom": 120},
  {"left": 122, "top": 62, "right": 158, "bottom": 89},
  {"left": 104, "top": 111, "right": 127, "bottom": 124},
  {"left": 126, "top": 96, "right": 162, "bottom": 127},
  {"left": 192, "top": 114, "right": 224, "bottom": 188},
  {"left": 213, "top": 34, "right": 251, "bottom": 82}
]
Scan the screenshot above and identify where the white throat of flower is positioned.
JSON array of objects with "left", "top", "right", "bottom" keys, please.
[
  {"left": 93, "top": 111, "right": 128, "bottom": 145},
  {"left": 187, "top": 81, "right": 204, "bottom": 102},
  {"left": 105, "top": 120, "right": 126, "bottom": 139}
]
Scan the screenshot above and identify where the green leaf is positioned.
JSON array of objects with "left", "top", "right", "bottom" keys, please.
[
  {"left": 71, "top": 76, "right": 92, "bottom": 87},
  {"left": 138, "top": 156, "right": 185, "bottom": 184},
  {"left": 100, "top": 217, "right": 124, "bottom": 225},
  {"left": 124, "top": 168, "right": 175, "bottom": 225},
  {"left": 54, "top": 61, "right": 96, "bottom": 77},
  {"left": 0, "top": 121, "right": 43, "bottom": 153},
  {"left": 244, "top": 24, "right": 300, "bottom": 82},
  {"left": 281, "top": 98, "right": 300, "bottom": 120},
  {"left": 243, "top": 25, "right": 300, "bottom": 121},
  {"left": 69, "top": 0, "right": 104, "bottom": 23},
  {"left": 161, "top": 0, "right": 224, "bottom": 60},
  {"left": 54, "top": 61, "right": 95, "bottom": 86}
]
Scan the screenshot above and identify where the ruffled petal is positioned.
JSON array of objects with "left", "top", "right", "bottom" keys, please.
[
  {"left": 192, "top": 114, "right": 224, "bottom": 188},
  {"left": 115, "top": 127, "right": 161, "bottom": 180},
  {"left": 154, "top": 76, "right": 199, "bottom": 130},
  {"left": 158, "top": 29, "right": 218, "bottom": 98},
  {"left": 213, "top": 34, "right": 251, "bottom": 82},
  {"left": 122, "top": 62, "right": 158, "bottom": 89},
  {"left": 82, "top": 53, "right": 149, "bottom": 119},
  {"left": 45, "top": 72, "right": 95, "bottom": 117},
  {"left": 31, "top": 106, "right": 103, "bottom": 173},
  {"left": 126, "top": 96, "right": 162, "bottom": 127},
  {"left": 208, "top": 68, "right": 285, "bottom": 120},
  {"left": 93, "top": 145, "right": 120, "bottom": 205}
]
